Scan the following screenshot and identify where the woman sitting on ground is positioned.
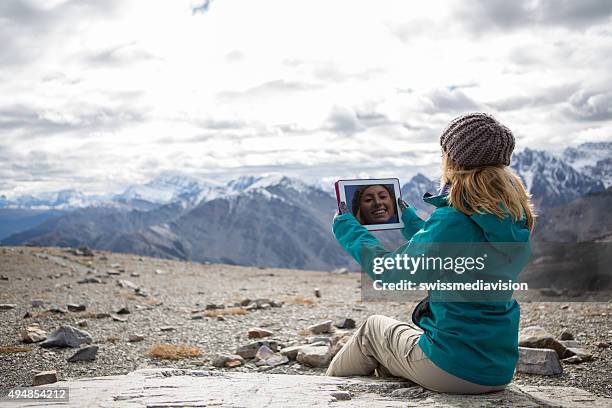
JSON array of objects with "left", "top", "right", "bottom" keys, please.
[{"left": 327, "top": 113, "right": 534, "bottom": 394}]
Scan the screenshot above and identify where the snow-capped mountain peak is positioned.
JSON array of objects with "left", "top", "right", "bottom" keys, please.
[
  {"left": 511, "top": 147, "right": 605, "bottom": 208},
  {"left": 563, "top": 142, "right": 612, "bottom": 170},
  {"left": 244, "top": 174, "right": 310, "bottom": 193},
  {"left": 113, "top": 172, "right": 215, "bottom": 205},
  {"left": 563, "top": 142, "right": 612, "bottom": 188},
  {"left": 0, "top": 189, "right": 107, "bottom": 210},
  {"left": 226, "top": 176, "right": 260, "bottom": 192}
]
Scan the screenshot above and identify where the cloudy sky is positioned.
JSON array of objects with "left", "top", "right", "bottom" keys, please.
[{"left": 1, "top": 0, "right": 612, "bottom": 197}]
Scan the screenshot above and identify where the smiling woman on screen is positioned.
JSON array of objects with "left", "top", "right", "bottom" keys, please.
[{"left": 351, "top": 184, "right": 398, "bottom": 225}]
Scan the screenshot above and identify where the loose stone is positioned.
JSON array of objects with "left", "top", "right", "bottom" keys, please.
[
  {"left": 31, "top": 299, "right": 45, "bottom": 308},
  {"left": 212, "top": 353, "right": 244, "bottom": 368},
  {"left": 516, "top": 347, "right": 563, "bottom": 375},
  {"left": 67, "top": 303, "right": 86, "bottom": 312},
  {"left": 33, "top": 371, "right": 58, "bottom": 386},
  {"left": 129, "top": 334, "right": 145, "bottom": 342},
  {"left": 330, "top": 391, "right": 352, "bottom": 401},
  {"left": 236, "top": 341, "right": 279, "bottom": 359},
  {"left": 40, "top": 325, "right": 93, "bottom": 348},
  {"left": 519, "top": 326, "right": 567, "bottom": 358},
  {"left": 307, "top": 320, "right": 333, "bottom": 335},
  {"left": 116, "top": 307, "right": 130, "bottom": 315},
  {"left": 247, "top": 327, "right": 274, "bottom": 339},
  {"left": 67, "top": 345, "right": 98, "bottom": 362},
  {"left": 21, "top": 326, "right": 47, "bottom": 343},
  {"left": 296, "top": 346, "right": 331, "bottom": 368},
  {"left": 334, "top": 318, "right": 356, "bottom": 329}
]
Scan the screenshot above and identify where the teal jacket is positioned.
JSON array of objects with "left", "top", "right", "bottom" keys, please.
[{"left": 332, "top": 193, "right": 531, "bottom": 386}]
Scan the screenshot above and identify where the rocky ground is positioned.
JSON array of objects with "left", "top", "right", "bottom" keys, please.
[{"left": 0, "top": 246, "right": 611, "bottom": 398}]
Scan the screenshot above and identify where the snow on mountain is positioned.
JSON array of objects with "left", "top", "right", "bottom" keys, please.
[
  {"left": 247, "top": 188, "right": 287, "bottom": 204},
  {"left": 1, "top": 173, "right": 326, "bottom": 212},
  {"left": 0, "top": 189, "right": 107, "bottom": 210},
  {"left": 3, "top": 172, "right": 347, "bottom": 270},
  {"left": 113, "top": 173, "right": 212, "bottom": 205},
  {"left": 244, "top": 175, "right": 313, "bottom": 194},
  {"left": 563, "top": 142, "right": 612, "bottom": 188},
  {"left": 226, "top": 176, "right": 260, "bottom": 193},
  {"left": 563, "top": 142, "right": 612, "bottom": 170},
  {"left": 4, "top": 140, "right": 610, "bottom": 214},
  {"left": 511, "top": 148, "right": 605, "bottom": 208},
  {"left": 581, "top": 158, "right": 612, "bottom": 188},
  {"left": 223, "top": 175, "right": 321, "bottom": 203}
]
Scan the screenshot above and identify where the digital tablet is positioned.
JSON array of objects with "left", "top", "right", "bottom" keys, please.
[{"left": 334, "top": 178, "right": 404, "bottom": 231}]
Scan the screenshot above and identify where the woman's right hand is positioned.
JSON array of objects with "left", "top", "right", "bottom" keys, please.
[{"left": 333, "top": 201, "right": 349, "bottom": 223}]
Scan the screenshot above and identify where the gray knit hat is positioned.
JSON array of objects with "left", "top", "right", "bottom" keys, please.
[{"left": 440, "top": 113, "right": 515, "bottom": 169}]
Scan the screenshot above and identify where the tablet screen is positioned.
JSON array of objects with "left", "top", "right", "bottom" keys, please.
[{"left": 335, "top": 178, "right": 404, "bottom": 231}]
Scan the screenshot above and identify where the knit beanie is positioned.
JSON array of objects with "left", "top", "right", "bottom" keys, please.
[{"left": 439, "top": 113, "right": 515, "bottom": 169}]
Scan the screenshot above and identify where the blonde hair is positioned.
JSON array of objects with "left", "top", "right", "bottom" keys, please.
[{"left": 441, "top": 155, "right": 535, "bottom": 230}]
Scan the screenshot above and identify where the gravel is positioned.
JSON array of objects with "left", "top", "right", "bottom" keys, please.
[{"left": 0, "top": 246, "right": 610, "bottom": 397}]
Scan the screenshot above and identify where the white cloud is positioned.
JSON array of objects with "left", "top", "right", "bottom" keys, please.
[{"left": 1, "top": 0, "right": 611, "bottom": 196}]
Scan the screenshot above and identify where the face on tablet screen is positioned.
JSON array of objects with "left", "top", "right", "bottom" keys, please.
[{"left": 346, "top": 184, "right": 399, "bottom": 225}]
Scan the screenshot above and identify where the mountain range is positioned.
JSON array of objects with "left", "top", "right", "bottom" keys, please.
[
  {"left": 1, "top": 142, "right": 611, "bottom": 272},
  {"left": 511, "top": 147, "right": 606, "bottom": 208}
]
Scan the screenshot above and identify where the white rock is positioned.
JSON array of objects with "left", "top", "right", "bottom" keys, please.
[
  {"left": 281, "top": 343, "right": 326, "bottom": 360},
  {"left": 296, "top": 346, "right": 331, "bottom": 367},
  {"left": 516, "top": 347, "right": 563, "bottom": 375},
  {"left": 307, "top": 320, "right": 333, "bottom": 335},
  {"left": 21, "top": 326, "right": 47, "bottom": 343},
  {"left": 519, "top": 326, "right": 567, "bottom": 358},
  {"left": 117, "top": 280, "right": 138, "bottom": 290}
]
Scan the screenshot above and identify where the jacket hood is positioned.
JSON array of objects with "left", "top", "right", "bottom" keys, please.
[
  {"left": 423, "top": 191, "right": 530, "bottom": 254},
  {"left": 469, "top": 212, "right": 530, "bottom": 243}
]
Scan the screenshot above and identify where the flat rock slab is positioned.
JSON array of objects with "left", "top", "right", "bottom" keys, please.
[{"left": 18, "top": 369, "right": 612, "bottom": 407}]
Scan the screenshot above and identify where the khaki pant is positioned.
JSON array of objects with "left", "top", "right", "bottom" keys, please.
[{"left": 326, "top": 315, "right": 507, "bottom": 394}]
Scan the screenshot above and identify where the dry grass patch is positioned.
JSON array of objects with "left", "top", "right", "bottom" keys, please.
[
  {"left": 119, "top": 290, "right": 138, "bottom": 301},
  {"left": 284, "top": 295, "right": 315, "bottom": 306},
  {"left": 203, "top": 307, "right": 248, "bottom": 317},
  {"left": 146, "top": 343, "right": 203, "bottom": 360},
  {"left": 0, "top": 346, "right": 32, "bottom": 353},
  {"left": 106, "top": 335, "right": 121, "bottom": 343},
  {"left": 144, "top": 297, "right": 162, "bottom": 306}
]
